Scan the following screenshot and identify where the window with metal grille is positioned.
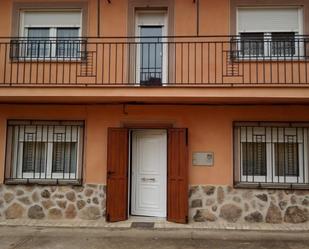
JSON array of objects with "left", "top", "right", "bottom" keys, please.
[
  {"left": 239, "top": 32, "right": 299, "bottom": 58},
  {"left": 242, "top": 142, "right": 267, "bottom": 176},
  {"left": 274, "top": 143, "right": 299, "bottom": 177},
  {"left": 271, "top": 32, "right": 296, "bottom": 57},
  {"left": 234, "top": 122, "right": 309, "bottom": 189},
  {"left": 52, "top": 142, "right": 77, "bottom": 175},
  {"left": 26, "top": 28, "right": 50, "bottom": 58},
  {"left": 21, "top": 27, "right": 83, "bottom": 59},
  {"left": 240, "top": 33, "right": 265, "bottom": 57},
  {"left": 5, "top": 120, "right": 84, "bottom": 184},
  {"left": 56, "top": 28, "right": 80, "bottom": 58},
  {"left": 11, "top": 11, "right": 85, "bottom": 60},
  {"left": 22, "top": 141, "right": 46, "bottom": 174},
  {"left": 236, "top": 8, "right": 304, "bottom": 59}
]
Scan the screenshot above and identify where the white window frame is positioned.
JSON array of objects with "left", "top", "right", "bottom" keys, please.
[
  {"left": 9, "top": 122, "right": 84, "bottom": 181},
  {"left": 239, "top": 126, "right": 309, "bottom": 184},
  {"left": 19, "top": 10, "right": 83, "bottom": 60},
  {"left": 236, "top": 7, "right": 304, "bottom": 59}
]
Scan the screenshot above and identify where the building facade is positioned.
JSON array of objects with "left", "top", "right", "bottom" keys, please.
[{"left": 0, "top": 0, "right": 309, "bottom": 225}]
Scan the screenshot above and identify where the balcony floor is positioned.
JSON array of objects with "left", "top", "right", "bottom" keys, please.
[{"left": 0, "top": 86, "right": 309, "bottom": 105}]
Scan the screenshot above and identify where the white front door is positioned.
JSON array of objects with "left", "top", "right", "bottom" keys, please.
[{"left": 131, "top": 129, "right": 167, "bottom": 217}]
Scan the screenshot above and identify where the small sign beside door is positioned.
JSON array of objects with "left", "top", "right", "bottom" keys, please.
[{"left": 192, "top": 152, "right": 214, "bottom": 166}]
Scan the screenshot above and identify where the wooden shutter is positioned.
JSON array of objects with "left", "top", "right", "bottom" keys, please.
[
  {"left": 106, "top": 128, "right": 129, "bottom": 222},
  {"left": 167, "top": 128, "right": 189, "bottom": 224}
]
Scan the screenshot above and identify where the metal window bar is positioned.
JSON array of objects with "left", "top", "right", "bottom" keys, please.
[
  {"left": 5, "top": 120, "right": 84, "bottom": 185},
  {"left": 9, "top": 38, "right": 86, "bottom": 61},
  {"left": 234, "top": 122, "right": 309, "bottom": 188}
]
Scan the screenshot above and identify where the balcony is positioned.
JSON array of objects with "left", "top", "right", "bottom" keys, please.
[{"left": 0, "top": 35, "right": 308, "bottom": 87}]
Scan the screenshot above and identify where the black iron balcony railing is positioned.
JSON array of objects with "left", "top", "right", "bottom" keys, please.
[{"left": 0, "top": 35, "right": 308, "bottom": 86}]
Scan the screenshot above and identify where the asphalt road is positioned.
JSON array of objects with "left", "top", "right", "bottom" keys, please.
[{"left": 0, "top": 226, "right": 309, "bottom": 249}]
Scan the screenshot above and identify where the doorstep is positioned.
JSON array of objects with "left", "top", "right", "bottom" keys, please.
[{"left": 0, "top": 217, "right": 309, "bottom": 231}]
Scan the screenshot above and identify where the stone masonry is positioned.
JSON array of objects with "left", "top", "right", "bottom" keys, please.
[
  {"left": 1, "top": 183, "right": 309, "bottom": 225},
  {"left": 0, "top": 184, "right": 106, "bottom": 220},
  {"left": 190, "top": 185, "right": 309, "bottom": 224}
]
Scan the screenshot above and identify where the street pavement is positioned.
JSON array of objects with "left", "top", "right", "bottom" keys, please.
[{"left": 0, "top": 226, "right": 308, "bottom": 249}]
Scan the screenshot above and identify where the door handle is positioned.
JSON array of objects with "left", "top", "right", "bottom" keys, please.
[{"left": 141, "top": 177, "right": 156, "bottom": 182}]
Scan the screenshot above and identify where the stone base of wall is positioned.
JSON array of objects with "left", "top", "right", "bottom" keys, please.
[
  {"left": 1, "top": 184, "right": 308, "bottom": 225},
  {"left": 0, "top": 184, "right": 106, "bottom": 220},
  {"left": 189, "top": 185, "right": 309, "bottom": 224}
]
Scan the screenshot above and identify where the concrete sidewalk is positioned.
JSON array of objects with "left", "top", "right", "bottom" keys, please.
[
  {"left": 0, "top": 226, "right": 309, "bottom": 249},
  {"left": 1, "top": 217, "right": 309, "bottom": 231}
]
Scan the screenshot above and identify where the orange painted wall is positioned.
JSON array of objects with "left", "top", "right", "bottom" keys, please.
[
  {"left": 0, "top": 1, "right": 307, "bottom": 186},
  {"left": 0, "top": 0, "right": 229, "bottom": 37},
  {"left": 0, "top": 104, "right": 309, "bottom": 185},
  {"left": 0, "top": 0, "right": 307, "bottom": 86},
  {"left": 198, "top": 0, "right": 230, "bottom": 35},
  {"left": 0, "top": 0, "right": 11, "bottom": 37},
  {"left": 0, "top": 0, "right": 307, "bottom": 85}
]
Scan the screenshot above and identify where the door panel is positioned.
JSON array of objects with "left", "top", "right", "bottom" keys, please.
[
  {"left": 167, "top": 128, "right": 189, "bottom": 224},
  {"left": 106, "top": 128, "right": 129, "bottom": 222},
  {"left": 131, "top": 130, "right": 167, "bottom": 217}
]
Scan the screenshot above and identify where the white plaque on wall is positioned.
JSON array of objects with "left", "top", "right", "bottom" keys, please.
[{"left": 192, "top": 152, "right": 214, "bottom": 166}]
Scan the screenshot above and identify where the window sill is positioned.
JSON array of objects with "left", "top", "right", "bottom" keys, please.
[
  {"left": 234, "top": 182, "right": 309, "bottom": 190},
  {"left": 4, "top": 178, "right": 82, "bottom": 186},
  {"left": 10, "top": 58, "right": 85, "bottom": 63},
  {"left": 231, "top": 57, "right": 308, "bottom": 63}
]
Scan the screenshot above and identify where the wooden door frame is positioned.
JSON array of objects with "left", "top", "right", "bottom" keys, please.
[
  {"left": 123, "top": 123, "right": 173, "bottom": 129},
  {"left": 107, "top": 124, "right": 188, "bottom": 223}
]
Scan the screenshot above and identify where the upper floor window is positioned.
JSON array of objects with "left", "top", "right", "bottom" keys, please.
[
  {"left": 5, "top": 120, "right": 84, "bottom": 185},
  {"left": 234, "top": 122, "right": 309, "bottom": 189},
  {"left": 15, "top": 10, "right": 83, "bottom": 59},
  {"left": 236, "top": 7, "right": 304, "bottom": 58}
]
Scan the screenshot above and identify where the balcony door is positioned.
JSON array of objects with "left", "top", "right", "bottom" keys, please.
[{"left": 136, "top": 11, "right": 168, "bottom": 85}]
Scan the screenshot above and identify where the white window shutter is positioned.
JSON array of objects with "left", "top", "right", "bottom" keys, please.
[
  {"left": 237, "top": 8, "right": 301, "bottom": 33},
  {"left": 23, "top": 11, "right": 82, "bottom": 27}
]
